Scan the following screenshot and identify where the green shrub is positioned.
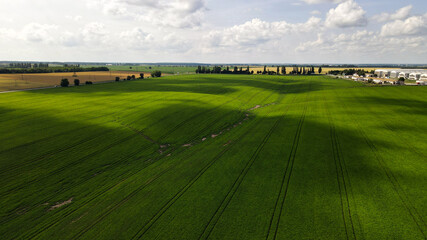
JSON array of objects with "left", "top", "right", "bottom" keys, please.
[
  {"left": 74, "top": 79, "right": 80, "bottom": 86},
  {"left": 60, "top": 79, "right": 69, "bottom": 87},
  {"left": 151, "top": 71, "right": 162, "bottom": 78}
]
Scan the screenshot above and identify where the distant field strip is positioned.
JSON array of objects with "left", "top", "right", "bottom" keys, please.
[
  {"left": 0, "top": 75, "right": 426, "bottom": 239},
  {"left": 0, "top": 71, "right": 149, "bottom": 91}
]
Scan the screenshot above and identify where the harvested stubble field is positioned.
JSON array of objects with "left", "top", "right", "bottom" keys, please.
[
  {"left": 0, "top": 75, "right": 425, "bottom": 239},
  {"left": 0, "top": 71, "right": 149, "bottom": 91}
]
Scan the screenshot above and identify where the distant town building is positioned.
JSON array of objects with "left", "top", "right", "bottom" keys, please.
[{"left": 375, "top": 69, "right": 427, "bottom": 80}]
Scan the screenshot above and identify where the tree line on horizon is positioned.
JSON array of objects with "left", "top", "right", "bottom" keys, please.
[
  {"left": 196, "top": 66, "right": 323, "bottom": 75},
  {"left": 196, "top": 66, "right": 254, "bottom": 75}
]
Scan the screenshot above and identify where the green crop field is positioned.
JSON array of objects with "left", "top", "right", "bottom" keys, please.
[{"left": 0, "top": 75, "right": 425, "bottom": 239}]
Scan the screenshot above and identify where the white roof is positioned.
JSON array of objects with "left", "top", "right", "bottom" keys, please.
[{"left": 376, "top": 69, "right": 427, "bottom": 74}]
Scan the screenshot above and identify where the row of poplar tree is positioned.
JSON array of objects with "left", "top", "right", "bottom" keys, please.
[{"left": 196, "top": 66, "right": 323, "bottom": 75}]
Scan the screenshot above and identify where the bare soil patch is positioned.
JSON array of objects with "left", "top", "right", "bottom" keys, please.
[{"left": 49, "top": 198, "right": 73, "bottom": 211}]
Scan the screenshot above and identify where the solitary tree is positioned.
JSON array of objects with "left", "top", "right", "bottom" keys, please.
[
  {"left": 60, "top": 78, "right": 69, "bottom": 87},
  {"left": 115, "top": 77, "right": 120, "bottom": 82},
  {"left": 151, "top": 70, "right": 162, "bottom": 78},
  {"left": 318, "top": 67, "right": 322, "bottom": 74},
  {"left": 74, "top": 79, "right": 80, "bottom": 86},
  {"left": 140, "top": 73, "right": 144, "bottom": 79}
]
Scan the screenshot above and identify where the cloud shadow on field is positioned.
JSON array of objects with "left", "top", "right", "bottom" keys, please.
[
  {"left": 24, "top": 75, "right": 334, "bottom": 97},
  {"left": 344, "top": 96, "right": 427, "bottom": 116}
]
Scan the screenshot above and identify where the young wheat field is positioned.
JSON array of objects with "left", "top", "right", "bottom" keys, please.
[{"left": 0, "top": 75, "right": 425, "bottom": 239}]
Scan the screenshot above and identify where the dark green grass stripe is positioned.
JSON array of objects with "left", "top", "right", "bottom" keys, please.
[
  {"left": 31, "top": 83, "right": 269, "bottom": 239},
  {"left": 198, "top": 113, "right": 282, "bottom": 240},
  {"left": 22, "top": 142, "right": 190, "bottom": 239},
  {"left": 337, "top": 90, "right": 427, "bottom": 237},
  {"left": 0, "top": 78, "right": 200, "bottom": 124},
  {"left": 0, "top": 93, "right": 138, "bottom": 123},
  {"left": 266, "top": 104, "right": 306, "bottom": 240},
  {"left": 130, "top": 137, "right": 243, "bottom": 240},
  {"left": 0, "top": 91, "right": 153, "bottom": 125},
  {"left": 114, "top": 92, "right": 224, "bottom": 129},
  {"left": 323, "top": 93, "right": 359, "bottom": 240},
  {"left": 0, "top": 144, "right": 154, "bottom": 227},
  {"left": 358, "top": 128, "right": 426, "bottom": 235},
  {"left": 23, "top": 152, "right": 177, "bottom": 240},
  {"left": 115, "top": 85, "right": 254, "bottom": 144},
  {"left": 0, "top": 133, "right": 159, "bottom": 226},
  {"left": 156, "top": 88, "right": 262, "bottom": 142},
  {"left": 1, "top": 92, "right": 232, "bottom": 178},
  {"left": 266, "top": 81, "right": 312, "bottom": 240},
  {"left": 0, "top": 125, "right": 117, "bottom": 177},
  {"left": 0, "top": 113, "right": 112, "bottom": 152},
  {"left": 198, "top": 96, "right": 291, "bottom": 240},
  {"left": 70, "top": 118, "right": 259, "bottom": 239},
  {"left": 0, "top": 124, "right": 93, "bottom": 158},
  {"left": 348, "top": 89, "right": 426, "bottom": 159},
  {"left": 0, "top": 92, "right": 205, "bottom": 145},
  {"left": 0, "top": 132, "right": 143, "bottom": 196},
  {"left": 335, "top": 128, "right": 363, "bottom": 240},
  {"left": 132, "top": 87, "right": 284, "bottom": 240},
  {"left": 328, "top": 115, "right": 356, "bottom": 240}
]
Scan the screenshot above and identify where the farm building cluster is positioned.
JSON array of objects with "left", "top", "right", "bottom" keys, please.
[{"left": 374, "top": 69, "right": 427, "bottom": 85}]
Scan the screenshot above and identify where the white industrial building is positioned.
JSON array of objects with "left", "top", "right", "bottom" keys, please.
[
  {"left": 398, "top": 72, "right": 410, "bottom": 79},
  {"left": 409, "top": 73, "right": 421, "bottom": 80},
  {"left": 375, "top": 69, "right": 427, "bottom": 80}
]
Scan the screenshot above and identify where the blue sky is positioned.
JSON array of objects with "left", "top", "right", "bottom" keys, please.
[{"left": 0, "top": 0, "right": 426, "bottom": 63}]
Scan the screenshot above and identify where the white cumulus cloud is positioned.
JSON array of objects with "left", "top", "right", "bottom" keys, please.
[
  {"left": 206, "top": 17, "right": 322, "bottom": 48},
  {"left": 373, "top": 5, "right": 412, "bottom": 23},
  {"left": 119, "top": 27, "right": 153, "bottom": 49},
  {"left": 301, "top": 0, "right": 343, "bottom": 4},
  {"left": 296, "top": 30, "right": 427, "bottom": 57},
  {"left": 21, "top": 23, "right": 58, "bottom": 43},
  {"left": 380, "top": 15, "right": 427, "bottom": 37},
  {"left": 325, "top": 0, "right": 367, "bottom": 28},
  {"left": 88, "top": 0, "right": 207, "bottom": 28}
]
